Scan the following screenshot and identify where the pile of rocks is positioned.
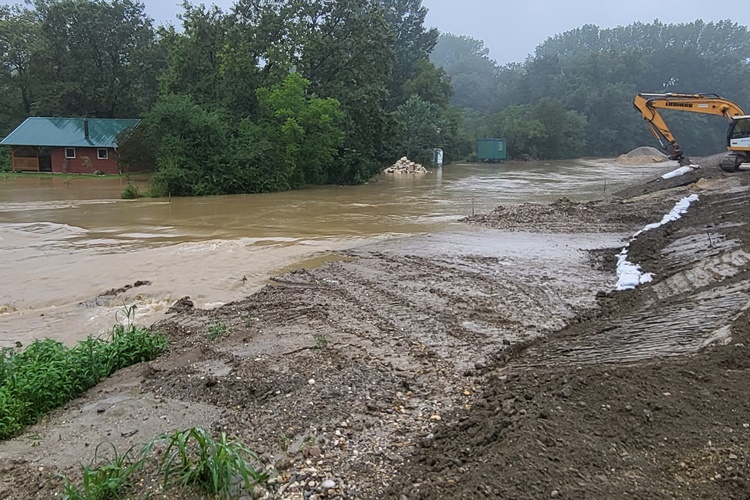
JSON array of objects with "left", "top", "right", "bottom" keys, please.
[{"left": 384, "top": 156, "right": 428, "bottom": 174}]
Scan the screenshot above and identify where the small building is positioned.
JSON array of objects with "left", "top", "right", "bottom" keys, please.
[
  {"left": 0, "top": 117, "right": 140, "bottom": 175},
  {"left": 477, "top": 138, "right": 507, "bottom": 162}
]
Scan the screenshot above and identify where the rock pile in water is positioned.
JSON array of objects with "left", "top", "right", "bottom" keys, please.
[
  {"left": 384, "top": 157, "right": 428, "bottom": 174},
  {"left": 616, "top": 146, "right": 669, "bottom": 165}
]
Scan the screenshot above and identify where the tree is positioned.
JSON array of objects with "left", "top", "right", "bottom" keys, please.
[
  {"left": 0, "top": 5, "right": 42, "bottom": 131},
  {"left": 379, "top": 0, "right": 439, "bottom": 108},
  {"left": 484, "top": 100, "right": 586, "bottom": 160},
  {"left": 33, "top": 0, "right": 164, "bottom": 118},
  {"left": 255, "top": 73, "right": 344, "bottom": 187},
  {"left": 431, "top": 34, "right": 499, "bottom": 110},
  {"left": 392, "top": 95, "right": 449, "bottom": 164},
  {"left": 402, "top": 58, "right": 453, "bottom": 107},
  {"left": 158, "top": 3, "right": 234, "bottom": 109},
  {"left": 285, "top": 0, "right": 394, "bottom": 165}
]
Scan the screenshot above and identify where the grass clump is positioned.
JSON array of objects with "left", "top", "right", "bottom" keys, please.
[
  {"left": 0, "top": 311, "right": 167, "bottom": 440},
  {"left": 62, "top": 428, "right": 267, "bottom": 499},
  {"left": 146, "top": 427, "right": 268, "bottom": 497},
  {"left": 62, "top": 443, "right": 143, "bottom": 500}
]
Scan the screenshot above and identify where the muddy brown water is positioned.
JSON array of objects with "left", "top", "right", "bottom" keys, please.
[{"left": 0, "top": 160, "right": 664, "bottom": 347}]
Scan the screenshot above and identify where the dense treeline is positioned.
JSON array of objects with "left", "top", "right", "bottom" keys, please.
[
  {"left": 433, "top": 21, "right": 750, "bottom": 159},
  {"left": 0, "top": 0, "right": 458, "bottom": 194},
  {"left": 2, "top": 2, "right": 750, "bottom": 192}
]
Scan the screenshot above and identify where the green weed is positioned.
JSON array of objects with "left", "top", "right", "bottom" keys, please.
[
  {"left": 62, "top": 442, "right": 143, "bottom": 500},
  {"left": 0, "top": 309, "right": 168, "bottom": 441},
  {"left": 313, "top": 334, "right": 329, "bottom": 350},
  {"left": 145, "top": 427, "right": 267, "bottom": 497},
  {"left": 279, "top": 434, "right": 289, "bottom": 452},
  {"left": 206, "top": 322, "right": 228, "bottom": 341}
]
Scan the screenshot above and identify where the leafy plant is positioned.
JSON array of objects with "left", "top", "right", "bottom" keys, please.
[
  {"left": 146, "top": 427, "right": 268, "bottom": 497},
  {"left": 121, "top": 183, "right": 139, "bottom": 199},
  {"left": 62, "top": 443, "right": 143, "bottom": 500},
  {"left": 206, "top": 322, "right": 228, "bottom": 341},
  {"left": 0, "top": 309, "right": 167, "bottom": 440}
]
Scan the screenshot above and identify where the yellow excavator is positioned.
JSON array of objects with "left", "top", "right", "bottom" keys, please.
[{"left": 633, "top": 92, "right": 750, "bottom": 171}]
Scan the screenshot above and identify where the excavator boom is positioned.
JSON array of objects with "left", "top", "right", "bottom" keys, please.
[{"left": 634, "top": 92, "right": 750, "bottom": 171}]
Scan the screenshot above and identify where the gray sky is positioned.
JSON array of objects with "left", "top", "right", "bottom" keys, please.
[{"left": 5, "top": 0, "right": 750, "bottom": 64}]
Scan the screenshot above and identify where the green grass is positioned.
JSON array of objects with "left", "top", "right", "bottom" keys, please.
[
  {"left": 145, "top": 427, "right": 268, "bottom": 497},
  {"left": 0, "top": 315, "right": 167, "bottom": 441},
  {"left": 62, "top": 443, "right": 143, "bottom": 500},
  {"left": 62, "top": 428, "right": 267, "bottom": 499}
]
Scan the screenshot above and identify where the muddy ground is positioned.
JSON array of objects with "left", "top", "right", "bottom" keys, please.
[{"left": 2, "top": 160, "right": 750, "bottom": 499}]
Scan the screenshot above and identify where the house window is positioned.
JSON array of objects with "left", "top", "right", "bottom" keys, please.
[
  {"left": 97, "top": 148, "right": 109, "bottom": 160},
  {"left": 65, "top": 148, "right": 76, "bottom": 159}
]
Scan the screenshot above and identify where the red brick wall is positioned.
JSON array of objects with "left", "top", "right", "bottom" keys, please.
[{"left": 50, "top": 147, "right": 120, "bottom": 175}]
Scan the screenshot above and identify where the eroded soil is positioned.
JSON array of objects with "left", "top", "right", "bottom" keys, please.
[{"left": 2, "top": 163, "right": 750, "bottom": 500}]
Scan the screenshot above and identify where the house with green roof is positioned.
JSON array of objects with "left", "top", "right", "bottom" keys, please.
[{"left": 1, "top": 117, "right": 140, "bottom": 174}]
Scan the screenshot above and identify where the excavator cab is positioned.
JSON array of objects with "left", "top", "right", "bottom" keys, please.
[{"left": 728, "top": 116, "right": 750, "bottom": 149}]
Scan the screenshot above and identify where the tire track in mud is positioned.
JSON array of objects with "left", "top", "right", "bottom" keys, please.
[
  {"left": 512, "top": 185, "right": 750, "bottom": 369},
  {"left": 270, "top": 250, "right": 605, "bottom": 374},
  {"left": 517, "top": 282, "right": 750, "bottom": 367}
]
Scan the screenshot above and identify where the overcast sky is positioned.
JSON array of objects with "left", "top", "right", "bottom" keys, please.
[{"left": 6, "top": 0, "right": 750, "bottom": 64}]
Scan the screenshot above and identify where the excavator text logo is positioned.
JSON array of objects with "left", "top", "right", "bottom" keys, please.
[{"left": 666, "top": 102, "right": 694, "bottom": 108}]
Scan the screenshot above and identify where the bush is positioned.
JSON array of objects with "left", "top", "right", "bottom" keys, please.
[{"left": 121, "top": 183, "right": 139, "bottom": 199}]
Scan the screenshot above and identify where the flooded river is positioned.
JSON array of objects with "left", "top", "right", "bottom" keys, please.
[{"left": 0, "top": 160, "right": 662, "bottom": 346}]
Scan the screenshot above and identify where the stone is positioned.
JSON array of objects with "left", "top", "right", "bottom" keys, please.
[
  {"left": 322, "top": 479, "right": 336, "bottom": 489},
  {"left": 560, "top": 384, "right": 574, "bottom": 398}
]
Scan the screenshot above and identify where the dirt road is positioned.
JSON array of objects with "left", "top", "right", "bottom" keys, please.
[{"left": 2, "top": 162, "right": 750, "bottom": 499}]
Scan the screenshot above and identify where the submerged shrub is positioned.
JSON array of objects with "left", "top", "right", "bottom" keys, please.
[{"left": 121, "top": 183, "right": 140, "bottom": 199}]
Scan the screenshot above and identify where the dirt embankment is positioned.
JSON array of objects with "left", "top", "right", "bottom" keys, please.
[{"left": 2, "top": 159, "right": 750, "bottom": 499}]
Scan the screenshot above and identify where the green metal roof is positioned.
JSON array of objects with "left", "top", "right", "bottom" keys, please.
[{"left": 0, "top": 117, "right": 140, "bottom": 148}]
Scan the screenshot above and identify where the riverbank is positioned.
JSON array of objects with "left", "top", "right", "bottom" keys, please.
[{"left": 2, "top": 159, "right": 749, "bottom": 499}]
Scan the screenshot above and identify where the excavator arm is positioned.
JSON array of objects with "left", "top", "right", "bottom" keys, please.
[{"left": 634, "top": 92, "right": 750, "bottom": 170}]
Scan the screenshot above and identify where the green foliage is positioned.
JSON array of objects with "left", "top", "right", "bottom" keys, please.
[
  {"left": 0, "top": 313, "right": 167, "bottom": 441},
  {"left": 62, "top": 428, "right": 267, "bottom": 499},
  {"left": 430, "top": 34, "right": 499, "bottom": 111},
  {"left": 256, "top": 73, "right": 345, "bottom": 187},
  {"left": 0, "top": 0, "right": 460, "bottom": 191},
  {"left": 121, "top": 183, "right": 139, "bottom": 199},
  {"left": 144, "top": 74, "right": 345, "bottom": 196},
  {"left": 206, "top": 321, "right": 228, "bottom": 341},
  {"left": 144, "top": 94, "right": 232, "bottom": 197},
  {"left": 402, "top": 59, "right": 453, "bottom": 108},
  {"left": 391, "top": 95, "right": 460, "bottom": 165},
  {"left": 34, "top": 0, "right": 165, "bottom": 118},
  {"left": 62, "top": 443, "right": 142, "bottom": 500},
  {"left": 145, "top": 427, "right": 268, "bottom": 497},
  {"left": 479, "top": 100, "right": 586, "bottom": 160},
  {"left": 0, "top": 146, "right": 10, "bottom": 172},
  {"left": 435, "top": 20, "right": 750, "bottom": 158}
]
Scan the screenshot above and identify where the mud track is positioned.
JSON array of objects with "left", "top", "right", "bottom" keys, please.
[{"left": 2, "top": 164, "right": 750, "bottom": 500}]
